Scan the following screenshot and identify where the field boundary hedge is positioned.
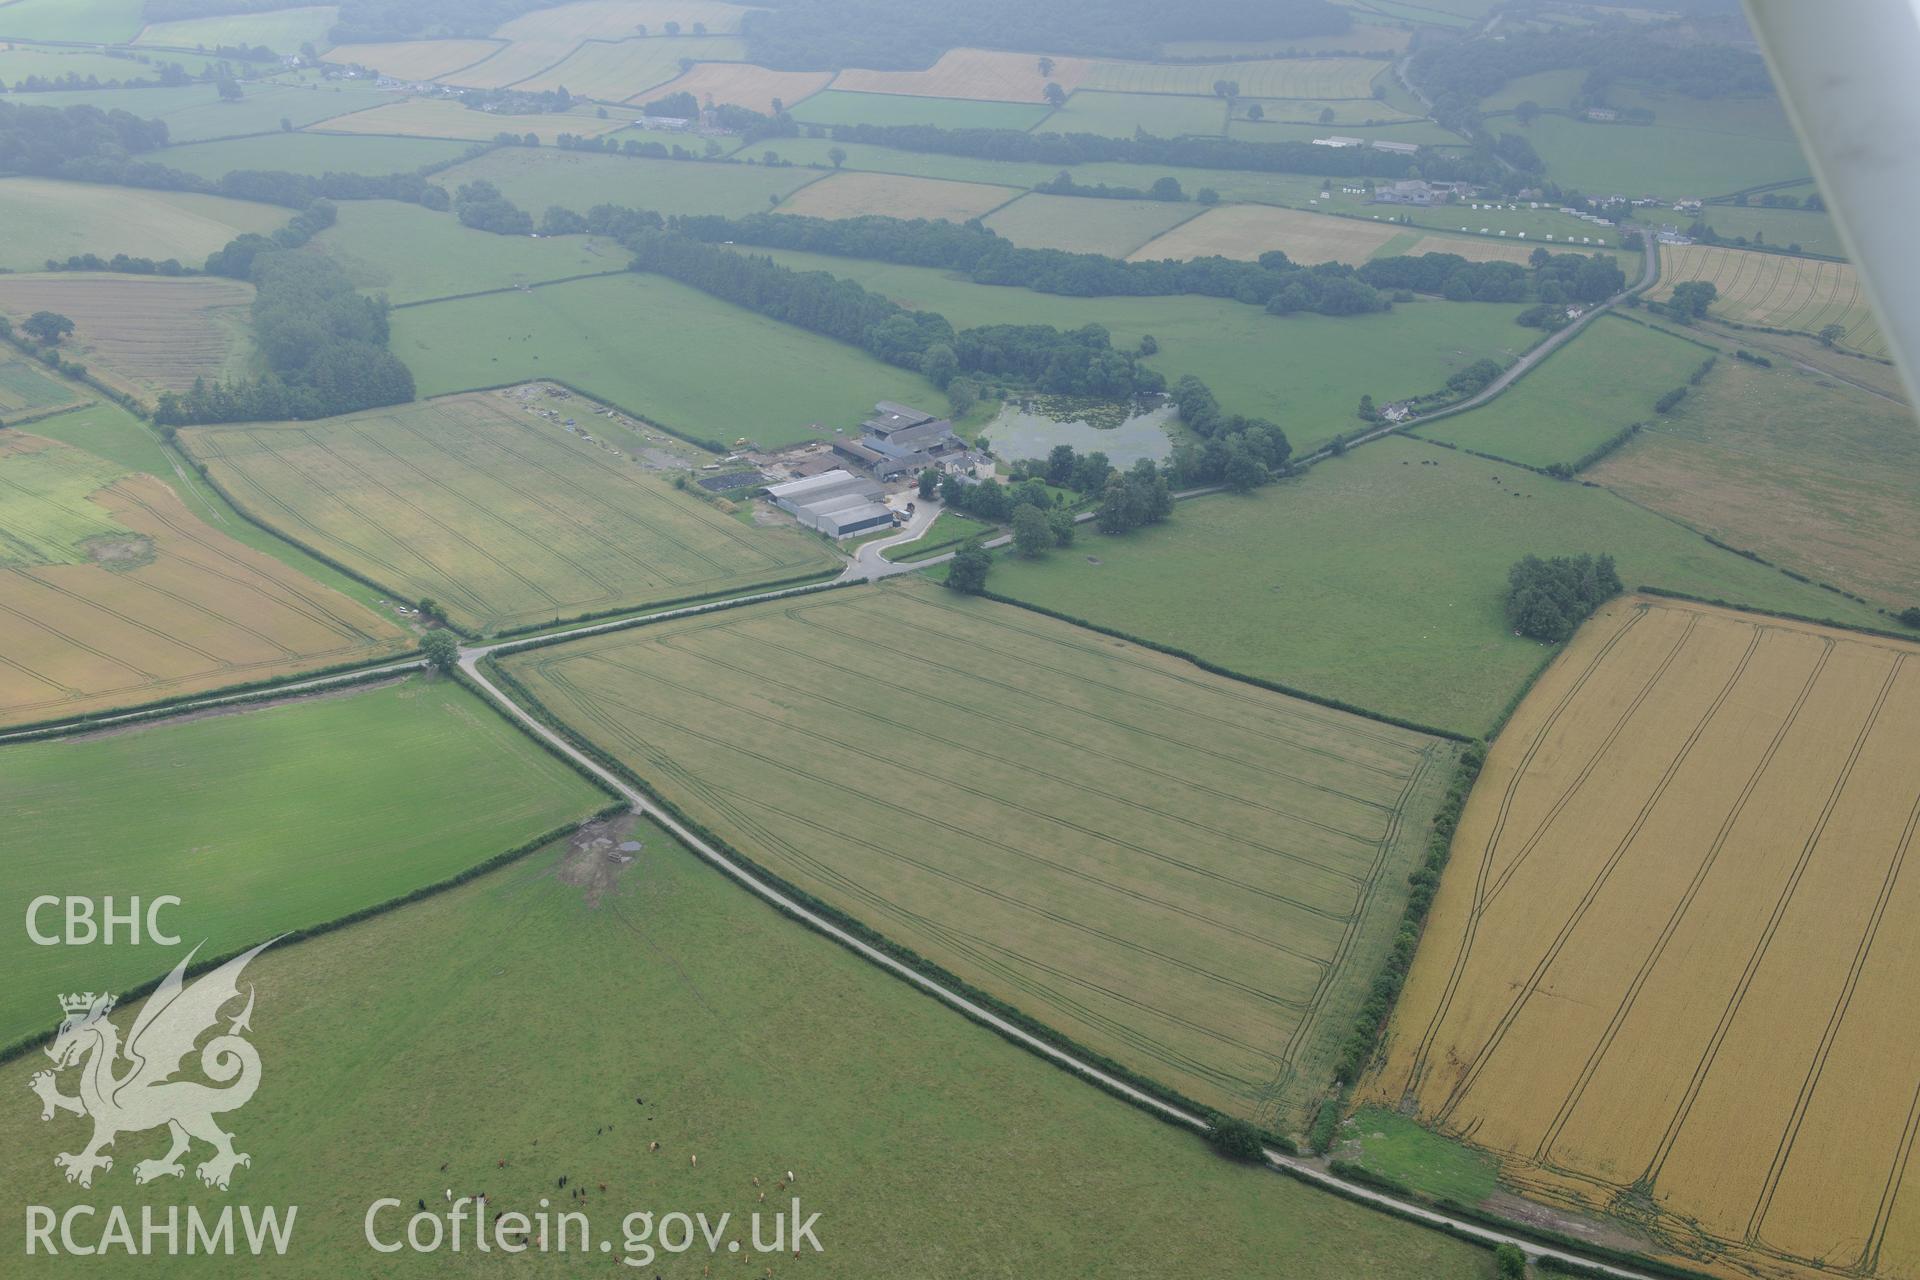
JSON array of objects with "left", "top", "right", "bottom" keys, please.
[
  {"left": 388, "top": 269, "right": 631, "bottom": 310},
  {"left": 431, "top": 377, "right": 730, "bottom": 453},
  {"left": 477, "top": 646, "right": 1302, "bottom": 1156},
  {"left": 0, "top": 797, "right": 627, "bottom": 1066},
  {"left": 973, "top": 586, "right": 1473, "bottom": 741},
  {"left": 1635, "top": 585, "right": 1919, "bottom": 645},
  {"left": 487, "top": 568, "right": 844, "bottom": 640}
]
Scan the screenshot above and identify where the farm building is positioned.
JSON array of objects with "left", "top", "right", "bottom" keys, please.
[
  {"left": 861, "top": 401, "right": 961, "bottom": 453},
  {"left": 765, "top": 469, "right": 896, "bottom": 538},
  {"left": 1374, "top": 179, "right": 1449, "bottom": 205},
  {"left": 1372, "top": 139, "right": 1420, "bottom": 155},
  {"left": 1312, "top": 135, "right": 1366, "bottom": 148}
]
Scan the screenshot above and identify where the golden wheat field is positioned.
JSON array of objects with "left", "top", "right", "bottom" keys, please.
[
  {"left": 322, "top": 39, "right": 504, "bottom": 81},
  {"left": 1128, "top": 204, "right": 1545, "bottom": 266},
  {"left": 1655, "top": 242, "right": 1886, "bottom": 358},
  {"left": 0, "top": 434, "right": 410, "bottom": 729},
  {"left": 1363, "top": 595, "right": 1920, "bottom": 1280},
  {"left": 0, "top": 274, "right": 253, "bottom": 404},
  {"left": 635, "top": 61, "right": 832, "bottom": 113},
  {"left": 778, "top": 170, "right": 1021, "bottom": 222},
  {"left": 829, "top": 47, "right": 1093, "bottom": 103}
]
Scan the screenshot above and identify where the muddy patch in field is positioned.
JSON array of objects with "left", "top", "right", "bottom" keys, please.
[
  {"left": 82, "top": 533, "right": 154, "bottom": 572},
  {"left": 556, "top": 813, "right": 644, "bottom": 907}
]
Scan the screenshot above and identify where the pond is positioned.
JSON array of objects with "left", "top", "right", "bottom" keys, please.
[{"left": 982, "top": 402, "right": 1178, "bottom": 468}]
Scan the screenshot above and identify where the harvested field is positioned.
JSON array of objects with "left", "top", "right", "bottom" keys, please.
[
  {"left": 0, "top": 176, "right": 286, "bottom": 272},
  {"left": 0, "top": 433, "right": 409, "bottom": 729},
  {"left": 635, "top": 60, "right": 832, "bottom": 113},
  {"left": 1363, "top": 596, "right": 1920, "bottom": 1280},
  {"left": 0, "top": 352, "right": 85, "bottom": 421},
  {"left": 1083, "top": 56, "right": 1384, "bottom": 99},
  {"left": 321, "top": 39, "right": 503, "bottom": 82},
  {"left": 176, "top": 390, "right": 837, "bottom": 635},
  {"left": 1591, "top": 356, "right": 1920, "bottom": 609},
  {"left": 0, "top": 274, "right": 253, "bottom": 404},
  {"left": 502, "top": 575, "right": 1460, "bottom": 1125},
  {"left": 310, "top": 97, "right": 633, "bottom": 143},
  {"left": 510, "top": 34, "right": 746, "bottom": 98},
  {"left": 0, "top": 672, "right": 607, "bottom": 1048},
  {"left": 778, "top": 170, "right": 1021, "bottom": 222},
  {"left": 133, "top": 4, "right": 335, "bottom": 51},
  {"left": 983, "top": 192, "right": 1202, "bottom": 257},
  {"left": 1129, "top": 203, "right": 1537, "bottom": 265},
  {"left": 1654, "top": 242, "right": 1886, "bottom": 358},
  {"left": 829, "top": 47, "right": 1092, "bottom": 103}
]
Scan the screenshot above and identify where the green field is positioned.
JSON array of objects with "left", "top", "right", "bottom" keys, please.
[
  {"left": 503, "top": 576, "right": 1457, "bottom": 1125},
  {"left": 133, "top": 4, "right": 337, "bottom": 51},
  {"left": 393, "top": 271, "right": 941, "bottom": 449},
  {"left": 0, "top": 352, "right": 85, "bottom": 419},
  {"left": 1343, "top": 1109, "right": 1502, "bottom": 1205},
  {"left": 14, "top": 78, "right": 392, "bottom": 142},
  {"left": 0, "top": 673, "right": 607, "bottom": 1048},
  {"left": 0, "top": 177, "right": 287, "bottom": 271},
  {"left": 160, "top": 131, "right": 473, "bottom": 179},
  {"left": 983, "top": 192, "right": 1202, "bottom": 256},
  {"left": 792, "top": 89, "right": 1052, "bottom": 131},
  {"left": 745, "top": 248, "right": 1533, "bottom": 452},
  {"left": 179, "top": 390, "right": 839, "bottom": 634},
  {"left": 0, "top": 812, "right": 1495, "bottom": 1278},
  {"left": 1692, "top": 201, "right": 1843, "bottom": 257},
  {"left": 0, "top": 46, "right": 209, "bottom": 85},
  {"left": 1513, "top": 113, "right": 1810, "bottom": 199},
  {"left": 511, "top": 34, "right": 748, "bottom": 99},
  {"left": 1591, "top": 355, "right": 1920, "bottom": 609},
  {"left": 1478, "top": 68, "right": 1586, "bottom": 114},
  {"left": 431, "top": 145, "right": 819, "bottom": 218},
  {"left": 1415, "top": 316, "right": 1710, "bottom": 468},
  {"left": 1044, "top": 89, "right": 1229, "bottom": 138},
  {"left": 975, "top": 435, "right": 1886, "bottom": 735},
  {"left": 305, "top": 199, "right": 624, "bottom": 305},
  {"left": 1226, "top": 115, "right": 1462, "bottom": 147},
  {"left": 0, "top": 0, "right": 146, "bottom": 42}
]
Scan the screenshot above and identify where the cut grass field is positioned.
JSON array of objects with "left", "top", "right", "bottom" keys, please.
[
  {"left": 983, "top": 192, "right": 1202, "bottom": 256},
  {"left": 0, "top": 45, "right": 202, "bottom": 83},
  {"left": 1691, "top": 202, "right": 1842, "bottom": 258},
  {"left": 0, "top": 672, "right": 606, "bottom": 1049},
  {"left": 1414, "top": 315, "right": 1710, "bottom": 469},
  {"left": 503, "top": 575, "right": 1459, "bottom": 1126},
  {"left": 829, "top": 47, "right": 1093, "bottom": 103},
  {"left": 777, "top": 170, "right": 1021, "bottom": 222},
  {"left": 790, "top": 88, "right": 1053, "bottom": 131},
  {"left": 1082, "top": 56, "right": 1385, "bottom": 99},
  {"left": 1043, "top": 88, "right": 1228, "bottom": 139},
  {"left": 14, "top": 79, "right": 393, "bottom": 141},
  {"left": 977, "top": 436, "right": 1886, "bottom": 736},
  {"left": 391, "top": 271, "right": 941, "bottom": 449},
  {"left": 0, "top": 351, "right": 85, "bottom": 421},
  {"left": 1362, "top": 596, "right": 1920, "bottom": 1280},
  {"left": 133, "top": 3, "right": 336, "bottom": 51},
  {"left": 320, "top": 38, "right": 502, "bottom": 81},
  {"left": 0, "top": 273, "right": 254, "bottom": 404},
  {"left": 1591, "top": 355, "right": 1920, "bottom": 609},
  {"left": 1129, "top": 202, "right": 1564, "bottom": 266},
  {"left": 433, "top": 146, "right": 818, "bottom": 218},
  {"left": 159, "top": 130, "right": 473, "bottom": 179},
  {"left": 0, "top": 432, "right": 409, "bottom": 729},
  {"left": 511, "top": 34, "right": 747, "bottom": 98},
  {"left": 305, "top": 200, "right": 624, "bottom": 305},
  {"left": 0, "top": 813, "right": 1497, "bottom": 1279},
  {"left": 0, "top": 0, "right": 145, "bottom": 42},
  {"left": 312, "top": 97, "right": 633, "bottom": 144},
  {"left": 178, "top": 390, "right": 838, "bottom": 635},
  {"left": 1513, "top": 113, "right": 1809, "bottom": 201},
  {"left": 636, "top": 60, "right": 832, "bottom": 114},
  {"left": 1653, "top": 242, "right": 1886, "bottom": 358},
  {"left": 0, "top": 177, "right": 286, "bottom": 273},
  {"left": 744, "top": 247, "right": 1532, "bottom": 454}
]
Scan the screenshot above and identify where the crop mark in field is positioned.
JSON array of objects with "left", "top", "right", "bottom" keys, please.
[
  {"left": 1403, "top": 606, "right": 1660, "bottom": 1097},
  {"left": 1641, "top": 654, "right": 1907, "bottom": 1192},
  {"left": 647, "top": 629, "right": 1386, "bottom": 876},
  {"left": 1863, "top": 787, "right": 1920, "bottom": 1271},
  {"left": 1749, "top": 660, "right": 1916, "bottom": 1247},
  {"left": 1435, "top": 625, "right": 1762, "bottom": 1127},
  {"left": 1535, "top": 636, "right": 1835, "bottom": 1164}
]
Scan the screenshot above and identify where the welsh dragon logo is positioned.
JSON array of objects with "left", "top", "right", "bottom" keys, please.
[{"left": 29, "top": 939, "right": 276, "bottom": 1191}]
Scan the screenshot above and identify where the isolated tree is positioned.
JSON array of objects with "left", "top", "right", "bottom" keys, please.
[
  {"left": 771, "top": 97, "right": 784, "bottom": 115},
  {"left": 1205, "top": 1113, "right": 1264, "bottom": 1162},
  {"left": 280, "top": 115, "right": 292, "bottom": 131},
  {"left": 1667, "top": 280, "right": 1717, "bottom": 319},
  {"left": 664, "top": 20, "right": 680, "bottom": 34},
  {"left": 1247, "top": 103, "right": 1265, "bottom": 121},
  {"left": 1514, "top": 99, "right": 1540, "bottom": 125},
  {"left": 216, "top": 74, "right": 242, "bottom": 101},
  {"left": 1196, "top": 187, "right": 1220, "bottom": 205},
  {"left": 1317, "top": 106, "right": 1333, "bottom": 124},
  {"left": 1224, "top": 447, "right": 1267, "bottom": 493},
  {"left": 946, "top": 540, "right": 991, "bottom": 593},
  {"left": 1358, "top": 393, "right": 1377, "bottom": 420},
  {"left": 678, "top": 56, "right": 695, "bottom": 73},
  {"left": 1495, "top": 1243, "right": 1528, "bottom": 1279},
  {"left": 1011, "top": 503, "right": 1051, "bottom": 558},
  {"left": 1043, "top": 81, "right": 1067, "bottom": 109},
  {"left": 1137, "top": 334, "right": 1158, "bottom": 356},
  {"left": 692, "top": 21, "right": 706, "bottom": 34},
  {"left": 827, "top": 145, "right": 847, "bottom": 168},
  {"left": 1149, "top": 176, "right": 1184, "bottom": 201},
  {"left": 1901, "top": 606, "right": 1920, "bottom": 629},
  {"left": 917, "top": 467, "right": 939, "bottom": 499},
  {"left": 633, "top": 23, "right": 647, "bottom": 35},
  {"left": 1037, "top": 56, "right": 1055, "bottom": 77},
  {"left": 1818, "top": 323, "right": 1846, "bottom": 347},
  {"left": 1046, "top": 506, "right": 1075, "bottom": 547},
  {"left": 421, "top": 629, "right": 459, "bottom": 673},
  {"left": 22, "top": 311, "right": 74, "bottom": 345}
]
